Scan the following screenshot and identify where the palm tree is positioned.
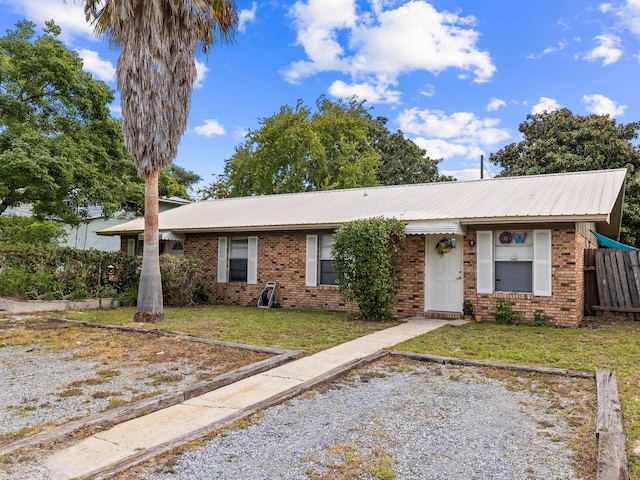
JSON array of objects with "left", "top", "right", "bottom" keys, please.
[{"left": 82, "top": 0, "right": 237, "bottom": 321}]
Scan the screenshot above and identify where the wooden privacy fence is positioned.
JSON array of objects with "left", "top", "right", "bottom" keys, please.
[{"left": 585, "top": 248, "right": 640, "bottom": 319}]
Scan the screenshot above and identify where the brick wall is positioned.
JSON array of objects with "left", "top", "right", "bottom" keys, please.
[
  {"left": 124, "top": 224, "right": 586, "bottom": 326},
  {"left": 185, "top": 230, "right": 426, "bottom": 317},
  {"left": 463, "top": 225, "right": 585, "bottom": 327},
  {"left": 185, "top": 231, "right": 355, "bottom": 312}
]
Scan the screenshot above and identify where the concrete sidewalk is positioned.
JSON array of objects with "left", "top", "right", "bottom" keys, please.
[{"left": 44, "top": 317, "right": 465, "bottom": 479}]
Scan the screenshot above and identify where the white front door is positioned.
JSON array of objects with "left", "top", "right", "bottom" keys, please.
[{"left": 425, "top": 235, "right": 464, "bottom": 313}]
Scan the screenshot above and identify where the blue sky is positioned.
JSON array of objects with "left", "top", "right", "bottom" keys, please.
[{"left": 1, "top": 0, "right": 639, "bottom": 192}]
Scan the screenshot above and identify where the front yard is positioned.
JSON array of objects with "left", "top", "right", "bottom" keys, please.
[
  {"left": 395, "top": 316, "right": 640, "bottom": 479},
  {"left": 2, "top": 305, "right": 639, "bottom": 478}
]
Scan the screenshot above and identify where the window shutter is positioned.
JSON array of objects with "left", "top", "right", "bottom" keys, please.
[
  {"left": 533, "top": 229, "right": 552, "bottom": 296},
  {"left": 476, "top": 231, "right": 493, "bottom": 294},
  {"left": 217, "top": 237, "right": 228, "bottom": 283},
  {"left": 247, "top": 236, "right": 258, "bottom": 284},
  {"left": 127, "top": 238, "right": 136, "bottom": 257},
  {"left": 306, "top": 235, "right": 318, "bottom": 287}
]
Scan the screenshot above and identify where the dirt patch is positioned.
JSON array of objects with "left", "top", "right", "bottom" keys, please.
[{"left": 0, "top": 318, "right": 271, "bottom": 445}]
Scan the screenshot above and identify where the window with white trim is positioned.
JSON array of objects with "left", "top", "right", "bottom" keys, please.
[
  {"left": 306, "top": 234, "right": 338, "bottom": 286},
  {"left": 217, "top": 236, "right": 258, "bottom": 284},
  {"left": 229, "top": 238, "right": 249, "bottom": 282},
  {"left": 476, "top": 229, "right": 551, "bottom": 296},
  {"left": 319, "top": 234, "right": 338, "bottom": 285}
]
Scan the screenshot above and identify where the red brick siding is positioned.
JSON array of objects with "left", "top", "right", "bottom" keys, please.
[
  {"left": 122, "top": 224, "right": 586, "bottom": 325},
  {"left": 185, "top": 231, "right": 427, "bottom": 317},
  {"left": 463, "top": 226, "right": 584, "bottom": 327}
]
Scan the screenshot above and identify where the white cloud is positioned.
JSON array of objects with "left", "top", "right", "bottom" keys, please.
[
  {"left": 2, "top": 0, "right": 96, "bottom": 42},
  {"left": 194, "top": 60, "right": 210, "bottom": 89},
  {"left": 413, "top": 138, "right": 470, "bottom": 160},
  {"left": 76, "top": 49, "right": 115, "bottom": 82},
  {"left": 398, "top": 108, "right": 510, "bottom": 161},
  {"left": 617, "top": 0, "right": 640, "bottom": 35},
  {"left": 532, "top": 97, "right": 561, "bottom": 114},
  {"left": 584, "top": 34, "right": 623, "bottom": 65},
  {"left": 543, "top": 40, "right": 568, "bottom": 55},
  {"left": 599, "top": 3, "right": 613, "bottom": 13},
  {"left": 109, "top": 105, "right": 122, "bottom": 118},
  {"left": 440, "top": 168, "right": 482, "bottom": 181},
  {"left": 328, "top": 79, "right": 401, "bottom": 104},
  {"left": 194, "top": 119, "right": 226, "bottom": 137},
  {"left": 486, "top": 98, "right": 506, "bottom": 111},
  {"left": 581, "top": 94, "right": 626, "bottom": 116},
  {"left": 286, "top": 0, "right": 496, "bottom": 101},
  {"left": 239, "top": 2, "right": 257, "bottom": 33},
  {"left": 419, "top": 84, "right": 435, "bottom": 97},
  {"left": 233, "top": 126, "right": 248, "bottom": 140}
]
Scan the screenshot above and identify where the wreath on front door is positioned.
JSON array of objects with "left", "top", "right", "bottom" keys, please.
[{"left": 435, "top": 238, "right": 455, "bottom": 256}]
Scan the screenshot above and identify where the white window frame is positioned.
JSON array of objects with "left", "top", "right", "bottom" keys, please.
[
  {"left": 217, "top": 236, "right": 258, "bottom": 284},
  {"left": 476, "top": 229, "right": 551, "bottom": 296},
  {"left": 319, "top": 234, "right": 338, "bottom": 286},
  {"left": 306, "top": 234, "right": 338, "bottom": 287}
]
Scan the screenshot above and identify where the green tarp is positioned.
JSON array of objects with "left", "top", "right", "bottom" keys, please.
[{"left": 591, "top": 230, "right": 637, "bottom": 250}]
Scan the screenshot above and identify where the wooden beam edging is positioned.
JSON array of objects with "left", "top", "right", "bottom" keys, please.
[
  {"left": 46, "top": 317, "right": 289, "bottom": 355},
  {"left": 388, "top": 351, "right": 595, "bottom": 378},
  {"left": 0, "top": 349, "right": 302, "bottom": 459},
  {"left": 596, "top": 369, "right": 629, "bottom": 480},
  {"left": 389, "top": 352, "right": 628, "bottom": 480},
  {"left": 82, "top": 351, "right": 389, "bottom": 480}
]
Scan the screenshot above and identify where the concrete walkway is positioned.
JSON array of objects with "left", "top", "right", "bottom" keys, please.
[{"left": 44, "top": 317, "right": 465, "bottom": 479}]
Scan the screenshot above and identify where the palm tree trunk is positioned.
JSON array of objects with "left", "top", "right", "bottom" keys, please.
[{"left": 134, "top": 170, "right": 165, "bottom": 322}]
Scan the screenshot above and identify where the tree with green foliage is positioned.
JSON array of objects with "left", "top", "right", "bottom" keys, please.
[
  {"left": 490, "top": 108, "right": 640, "bottom": 246},
  {"left": 217, "top": 96, "right": 379, "bottom": 196},
  {"left": 83, "top": 0, "right": 237, "bottom": 322},
  {"left": 159, "top": 165, "right": 202, "bottom": 200},
  {"left": 0, "top": 215, "right": 67, "bottom": 245},
  {"left": 0, "top": 20, "right": 142, "bottom": 225},
  {"left": 332, "top": 217, "right": 406, "bottom": 321},
  {"left": 369, "top": 116, "right": 453, "bottom": 184},
  {"left": 164, "top": 165, "right": 202, "bottom": 199},
  {"left": 204, "top": 96, "right": 449, "bottom": 199}
]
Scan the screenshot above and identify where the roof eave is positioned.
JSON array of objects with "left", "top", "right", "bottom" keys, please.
[{"left": 98, "top": 215, "right": 614, "bottom": 237}]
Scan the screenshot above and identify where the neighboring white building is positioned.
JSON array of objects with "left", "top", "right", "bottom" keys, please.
[{"left": 5, "top": 197, "right": 190, "bottom": 251}]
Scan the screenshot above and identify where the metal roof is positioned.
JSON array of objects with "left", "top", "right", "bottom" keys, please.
[{"left": 99, "top": 169, "right": 626, "bottom": 237}]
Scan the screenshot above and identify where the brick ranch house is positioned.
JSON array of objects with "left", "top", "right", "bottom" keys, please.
[{"left": 99, "top": 169, "right": 626, "bottom": 328}]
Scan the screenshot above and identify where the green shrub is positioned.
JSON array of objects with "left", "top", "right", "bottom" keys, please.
[
  {"left": 0, "top": 215, "right": 67, "bottom": 245},
  {"left": 0, "top": 244, "right": 140, "bottom": 300},
  {"left": 332, "top": 217, "right": 405, "bottom": 321},
  {"left": 533, "top": 310, "right": 550, "bottom": 327},
  {"left": 0, "top": 268, "right": 33, "bottom": 297},
  {"left": 160, "top": 254, "right": 208, "bottom": 307},
  {"left": 494, "top": 299, "right": 525, "bottom": 325},
  {"left": 0, "top": 244, "right": 208, "bottom": 305}
]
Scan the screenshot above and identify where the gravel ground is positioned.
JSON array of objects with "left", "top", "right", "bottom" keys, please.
[
  {"left": 0, "top": 344, "right": 211, "bottom": 437},
  {"left": 133, "top": 361, "right": 591, "bottom": 480}
]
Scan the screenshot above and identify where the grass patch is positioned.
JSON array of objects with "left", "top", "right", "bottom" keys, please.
[
  {"left": 393, "top": 318, "right": 640, "bottom": 479},
  {"left": 63, "top": 305, "right": 399, "bottom": 354},
  {"left": 306, "top": 443, "right": 397, "bottom": 480}
]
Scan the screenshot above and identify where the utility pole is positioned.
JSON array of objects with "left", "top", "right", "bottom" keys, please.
[{"left": 480, "top": 155, "right": 484, "bottom": 179}]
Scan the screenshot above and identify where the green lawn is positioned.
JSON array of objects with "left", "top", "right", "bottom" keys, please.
[
  {"left": 394, "top": 319, "right": 640, "bottom": 479},
  {"left": 63, "top": 305, "right": 399, "bottom": 354}
]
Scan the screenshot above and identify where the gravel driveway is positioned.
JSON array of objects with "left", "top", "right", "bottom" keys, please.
[{"left": 125, "top": 359, "right": 595, "bottom": 480}]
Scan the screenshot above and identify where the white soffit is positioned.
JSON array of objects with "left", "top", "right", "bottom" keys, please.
[{"left": 405, "top": 221, "right": 464, "bottom": 235}]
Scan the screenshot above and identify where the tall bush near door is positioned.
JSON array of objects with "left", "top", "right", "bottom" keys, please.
[{"left": 332, "top": 217, "right": 405, "bottom": 320}]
